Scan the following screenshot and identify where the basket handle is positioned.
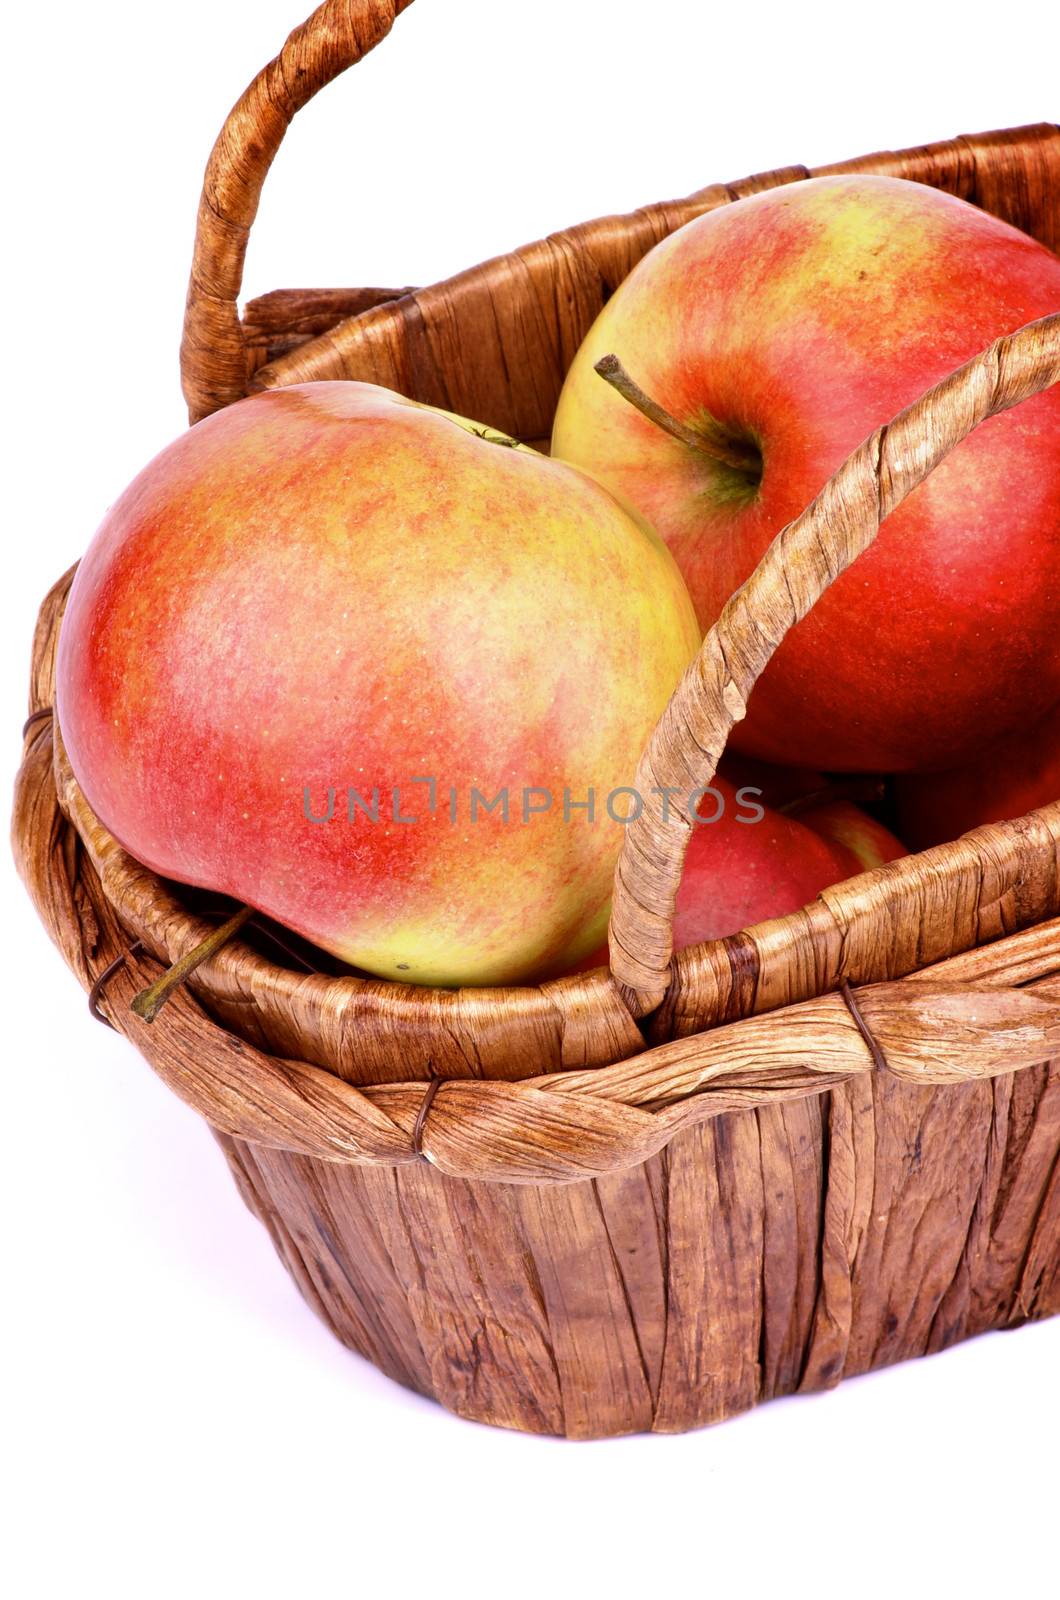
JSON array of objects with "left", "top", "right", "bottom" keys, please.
[
  {"left": 180, "top": 0, "right": 415, "bottom": 424},
  {"left": 608, "top": 311, "right": 1060, "bottom": 1016}
]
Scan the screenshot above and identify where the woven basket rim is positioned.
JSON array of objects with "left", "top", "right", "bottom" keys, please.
[
  {"left": 15, "top": 691, "right": 1060, "bottom": 1181},
  {"left": 28, "top": 572, "right": 1060, "bottom": 1076}
]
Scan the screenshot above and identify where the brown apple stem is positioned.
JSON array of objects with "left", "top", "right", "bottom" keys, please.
[
  {"left": 593, "top": 354, "right": 760, "bottom": 474},
  {"left": 130, "top": 905, "right": 255, "bottom": 1023}
]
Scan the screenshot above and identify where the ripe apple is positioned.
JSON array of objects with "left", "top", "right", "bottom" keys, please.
[
  {"left": 671, "top": 780, "right": 907, "bottom": 948},
  {"left": 569, "top": 774, "right": 906, "bottom": 966},
  {"left": 56, "top": 382, "right": 701, "bottom": 987},
  {"left": 798, "top": 797, "right": 907, "bottom": 871},
  {"left": 894, "top": 700, "right": 1060, "bottom": 849},
  {"left": 551, "top": 175, "right": 1060, "bottom": 772},
  {"left": 716, "top": 752, "right": 906, "bottom": 869}
]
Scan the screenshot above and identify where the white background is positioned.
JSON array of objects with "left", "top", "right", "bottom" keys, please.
[{"left": 3, "top": 2, "right": 1057, "bottom": 1595}]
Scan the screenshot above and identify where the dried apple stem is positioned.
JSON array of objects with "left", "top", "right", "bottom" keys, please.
[
  {"left": 593, "top": 353, "right": 760, "bottom": 474},
  {"left": 130, "top": 905, "right": 254, "bottom": 1023}
]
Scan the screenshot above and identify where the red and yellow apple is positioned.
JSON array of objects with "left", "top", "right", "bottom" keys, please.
[
  {"left": 56, "top": 382, "right": 701, "bottom": 987},
  {"left": 671, "top": 779, "right": 907, "bottom": 948},
  {"left": 797, "top": 797, "right": 907, "bottom": 872},
  {"left": 570, "top": 772, "right": 906, "bottom": 966},
  {"left": 552, "top": 175, "right": 1060, "bottom": 772},
  {"left": 894, "top": 700, "right": 1060, "bottom": 849}
]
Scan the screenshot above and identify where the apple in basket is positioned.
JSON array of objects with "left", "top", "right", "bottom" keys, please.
[
  {"left": 55, "top": 382, "right": 701, "bottom": 987},
  {"left": 570, "top": 770, "right": 906, "bottom": 966},
  {"left": 671, "top": 776, "right": 907, "bottom": 948},
  {"left": 894, "top": 699, "right": 1060, "bottom": 849},
  {"left": 551, "top": 175, "right": 1060, "bottom": 773},
  {"left": 717, "top": 753, "right": 907, "bottom": 868}
]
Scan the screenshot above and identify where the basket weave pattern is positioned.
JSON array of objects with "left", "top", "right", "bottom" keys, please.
[{"left": 13, "top": 0, "right": 1060, "bottom": 1436}]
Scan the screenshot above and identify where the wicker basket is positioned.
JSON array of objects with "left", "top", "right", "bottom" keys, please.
[{"left": 14, "top": 0, "right": 1060, "bottom": 1439}]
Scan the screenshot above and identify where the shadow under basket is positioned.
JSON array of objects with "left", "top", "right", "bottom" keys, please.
[{"left": 14, "top": 0, "right": 1060, "bottom": 1438}]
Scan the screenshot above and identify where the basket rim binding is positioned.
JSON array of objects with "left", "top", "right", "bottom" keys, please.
[
  {"left": 13, "top": 1, "right": 1060, "bottom": 1168},
  {"left": 15, "top": 695, "right": 1060, "bottom": 1183},
  {"left": 29, "top": 667, "right": 1060, "bottom": 1075}
]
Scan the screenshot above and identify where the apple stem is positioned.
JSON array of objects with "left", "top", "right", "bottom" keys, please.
[
  {"left": 130, "top": 904, "right": 255, "bottom": 1023},
  {"left": 593, "top": 354, "right": 760, "bottom": 474}
]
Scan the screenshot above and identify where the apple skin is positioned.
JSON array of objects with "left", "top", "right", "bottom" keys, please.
[
  {"left": 715, "top": 752, "right": 906, "bottom": 869},
  {"left": 894, "top": 700, "right": 1060, "bottom": 849},
  {"left": 56, "top": 382, "right": 701, "bottom": 987},
  {"left": 799, "top": 798, "right": 907, "bottom": 871},
  {"left": 551, "top": 175, "right": 1060, "bottom": 772},
  {"left": 570, "top": 774, "right": 906, "bottom": 966},
  {"left": 670, "top": 780, "right": 906, "bottom": 948}
]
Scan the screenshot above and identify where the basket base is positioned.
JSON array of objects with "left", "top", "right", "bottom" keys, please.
[{"left": 216, "top": 1061, "right": 1060, "bottom": 1439}]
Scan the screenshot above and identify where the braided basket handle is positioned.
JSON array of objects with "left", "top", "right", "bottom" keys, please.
[
  {"left": 180, "top": 0, "right": 415, "bottom": 424},
  {"left": 609, "top": 311, "right": 1060, "bottom": 1016}
]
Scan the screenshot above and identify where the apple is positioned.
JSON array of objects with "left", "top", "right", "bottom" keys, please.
[
  {"left": 716, "top": 752, "right": 905, "bottom": 869},
  {"left": 569, "top": 774, "right": 906, "bottom": 966},
  {"left": 798, "top": 797, "right": 907, "bottom": 871},
  {"left": 551, "top": 175, "right": 1060, "bottom": 772},
  {"left": 894, "top": 700, "right": 1060, "bottom": 849},
  {"left": 671, "top": 780, "right": 907, "bottom": 948},
  {"left": 56, "top": 381, "right": 701, "bottom": 987}
]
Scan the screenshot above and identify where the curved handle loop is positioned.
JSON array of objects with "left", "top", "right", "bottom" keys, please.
[
  {"left": 180, "top": 0, "right": 415, "bottom": 424},
  {"left": 609, "top": 311, "right": 1060, "bottom": 1016}
]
